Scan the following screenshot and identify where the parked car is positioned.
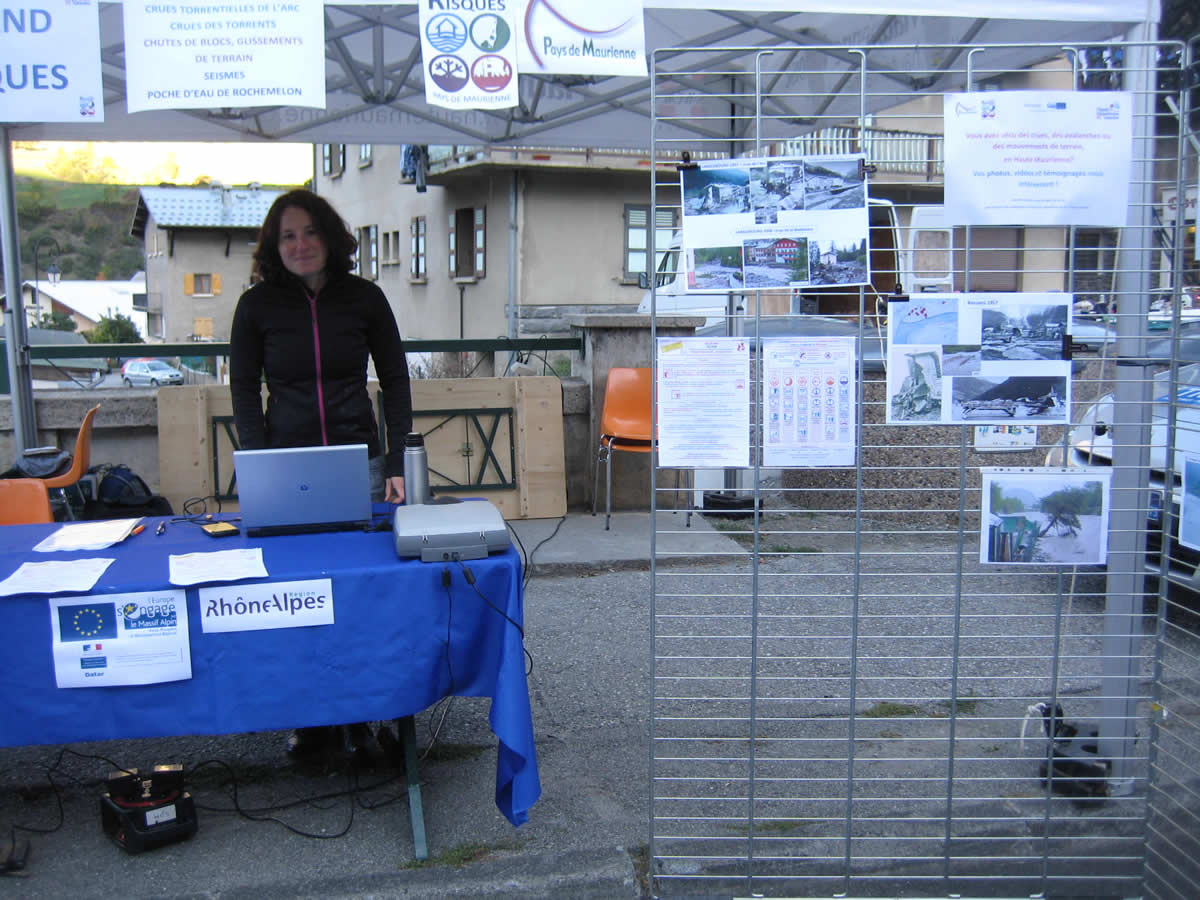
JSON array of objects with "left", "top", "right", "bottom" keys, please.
[
  {"left": 1048, "top": 361, "right": 1200, "bottom": 582},
  {"left": 122, "top": 359, "right": 184, "bottom": 387}
]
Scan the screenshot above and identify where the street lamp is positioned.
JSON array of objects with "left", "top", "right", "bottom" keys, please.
[{"left": 32, "top": 236, "right": 63, "bottom": 328}]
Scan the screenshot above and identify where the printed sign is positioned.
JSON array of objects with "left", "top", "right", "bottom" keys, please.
[
  {"left": 123, "top": 2, "right": 326, "bottom": 112},
  {"left": 517, "top": 0, "right": 646, "bottom": 77},
  {"left": 944, "top": 90, "right": 1133, "bottom": 227},
  {"left": 657, "top": 337, "right": 751, "bottom": 468},
  {"left": 199, "top": 578, "right": 334, "bottom": 633},
  {"left": 419, "top": 0, "right": 518, "bottom": 110},
  {"left": 50, "top": 591, "right": 191, "bottom": 688},
  {"left": 974, "top": 425, "right": 1038, "bottom": 452},
  {"left": 0, "top": 1, "right": 103, "bottom": 123},
  {"left": 762, "top": 337, "right": 857, "bottom": 467}
]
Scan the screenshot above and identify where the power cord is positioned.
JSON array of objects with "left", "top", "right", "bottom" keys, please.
[
  {"left": 186, "top": 758, "right": 407, "bottom": 839},
  {"left": 457, "top": 561, "right": 534, "bottom": 677}
]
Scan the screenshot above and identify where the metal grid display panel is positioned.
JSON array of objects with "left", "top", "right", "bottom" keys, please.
[
  {"left": 646, "top": 40, "right": 1199, "bottom": 899},
  {"left": 1142, "top": 33, "right": 1200, "bottom": 900}
]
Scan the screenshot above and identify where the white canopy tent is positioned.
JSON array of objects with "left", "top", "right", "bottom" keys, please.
[
  {"left": 7, "top": 1, "right": 1158, "bottom": 148},
  {"left": 2, "top": 0, "right": 1159, "bottom": 450}
]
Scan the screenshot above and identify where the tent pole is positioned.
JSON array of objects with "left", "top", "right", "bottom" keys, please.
[
  {"left": 1101, "top": 22, "right": 1160, "bottom": 795},
  {"left": 0, "top": 128, "right": 37, "bottom": 454}
]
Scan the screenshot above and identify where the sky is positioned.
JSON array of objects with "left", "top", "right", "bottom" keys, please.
[{"left": 13, "top": 141, "right": 315, "bottom": 186}]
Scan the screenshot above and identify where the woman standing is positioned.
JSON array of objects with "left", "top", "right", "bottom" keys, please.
[
  {"left": 230, "top": 188, "right": 413, "bottom": 762},
  {"left": 230, "top": 188, "right": 412, "bottom": 505}
]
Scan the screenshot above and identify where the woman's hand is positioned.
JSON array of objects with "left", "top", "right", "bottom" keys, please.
[{"left": 384, "top": 475, "right": 406, "bottom": 504}]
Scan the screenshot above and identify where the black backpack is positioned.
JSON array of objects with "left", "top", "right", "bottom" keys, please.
[{"left": 83, "top": 465, "right": 174, "bottom": 519}]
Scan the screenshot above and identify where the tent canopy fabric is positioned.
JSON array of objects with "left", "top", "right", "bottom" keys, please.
[{"left": 8, "top": 1, "right": 1157, "bottom": 149}]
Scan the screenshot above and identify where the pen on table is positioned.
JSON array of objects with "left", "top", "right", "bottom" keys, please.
[
  {"left": 131, "top": 524, "right": 146, "bottom": 536},
  {"left": 156, "top": 521, "right": 167, "bottom": 535}
]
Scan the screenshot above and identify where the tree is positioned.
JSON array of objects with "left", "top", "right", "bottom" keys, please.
[
  {"left": 84, "top": 313, "right": 142, "bottom": 345},
  {"left": 44, "top": 143, "right": 119, "bottom": 184},
  {"left": 37, "top": 310, "right": 77, "bottom": 332}
]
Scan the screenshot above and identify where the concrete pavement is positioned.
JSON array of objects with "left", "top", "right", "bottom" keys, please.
[{"left": 0, "top": 511, "right": 731, "bottom": 900}]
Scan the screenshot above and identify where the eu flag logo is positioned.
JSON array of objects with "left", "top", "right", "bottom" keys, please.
[{"left": 58, "top": 603, "right": 118, "bottom": 642}]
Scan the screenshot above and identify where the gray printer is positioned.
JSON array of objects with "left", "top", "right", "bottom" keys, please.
[{"left": 392, "top": 499, "right": 510, "bottom": 562}]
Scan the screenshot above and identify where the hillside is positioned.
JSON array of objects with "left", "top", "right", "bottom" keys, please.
[{"left": 7, "top": 176, "right": 147, "bottom": 285}]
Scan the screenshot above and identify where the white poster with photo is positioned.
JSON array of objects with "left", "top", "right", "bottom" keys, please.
[
  {"left": 980, "top": 468, "right": 1111, "bottom": 565},
  {"left": 0, "top": 1, "right": 103, "bottom": 123},
  {"left": 678, "top": 155, "right": 870, "bottom": 293},
  {"left": 123, "top": 3, "right": 326, "bottom": 112},
  {"left": 762, "top": 337, "right": 857, "bottom": 467},
  {"left": 517, "top": 0, "right": 646, "bottom": 77},
  {"left": 886, "top": 293, "right": 1072, "bottom": 426},
  {"left": 944, "top": 90, "right": 1133, "bottom": 227},
  {"left": 419, "top": 0, "right": 518, "bottom": 110},
  {"left": 657, "top": 337, "right": 751, "bottom": 468},
  {"left": 50, "top": 591, "right": 191, "bottom": 688}
]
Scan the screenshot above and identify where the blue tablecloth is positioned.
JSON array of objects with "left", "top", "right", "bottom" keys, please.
[{"left": 0, "top": 511, "right": 540, "bottom": 826}]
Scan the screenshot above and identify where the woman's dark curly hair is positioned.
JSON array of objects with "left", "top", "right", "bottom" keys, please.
[{"left": 252, "top": 189, "right": 358, "bottom": 285}]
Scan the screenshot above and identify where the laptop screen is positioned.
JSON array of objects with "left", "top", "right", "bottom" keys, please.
[{"left": 233, "top": 444, "right": 372, "bottom": 536}]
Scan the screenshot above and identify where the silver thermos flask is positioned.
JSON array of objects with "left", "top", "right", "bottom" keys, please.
[{"left": 402, "top": 432, "right": 430, "bottom": 505}]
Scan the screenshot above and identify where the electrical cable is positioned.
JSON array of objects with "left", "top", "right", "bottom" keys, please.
[
  {"left": 518, "top": 515, "right": 566, "bottom": 591},
  {"left": 458, "top": 562, "right": 534, "bottom": 676},
  {"left": 185, "top": 758, "right": 407, "bottom": 839}
]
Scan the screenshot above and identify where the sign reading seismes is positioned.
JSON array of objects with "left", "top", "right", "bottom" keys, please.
[{"left": 198, "top": 578, "right": 334, "bottom": 633}]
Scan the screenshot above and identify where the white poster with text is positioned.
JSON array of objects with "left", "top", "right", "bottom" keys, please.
[
  {"left": 419, "top": 0, "right": 518, "bottom": 110},
  {"left": 762, "top": 337, "right": 857, "bottom": 467},
  {"left": 657, "top": 338, "right": 751, "bottom": 468},
  {"left": 1, "top": 2, "right": 103, "bottom": 123},
  {"left": 123, "top": 2, "right": 326, "bottom": 112},
  {"left": 944, "top": 90, "right": 1132, "bottom": 227},
  {"left": 517, "top": 0, "right": 646, "bottom": 77},
  {"left": 50, "top": 591, "right": 191, "bottom": 688}
]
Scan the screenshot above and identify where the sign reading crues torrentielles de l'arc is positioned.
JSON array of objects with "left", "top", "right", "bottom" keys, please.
[
  {"left": 122, "top": 2, "right": 326, "bottom": 113},
  {"left": 419, "top": 0, "right": 519, "bottom": 110},
  {"left": 0, "top": 2, "right": 104, "bottom": 123}
]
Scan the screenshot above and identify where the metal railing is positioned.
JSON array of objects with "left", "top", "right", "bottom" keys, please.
[{"left": 22, "top": 335, "right": 585, "bottom": 363}]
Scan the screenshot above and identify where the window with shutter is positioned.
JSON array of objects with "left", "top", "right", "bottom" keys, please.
[
  {"left": 411, "top": 217, "right": 427, "bottom": 283},
  {"left": 450, "top": 207, "right": 484, "bottom": 280},
  {"left": 624, "top": 204, "right": 676, "bottom": 283},
  {"left": 473, "top": 207, "right": 486, "bottom": 279}
]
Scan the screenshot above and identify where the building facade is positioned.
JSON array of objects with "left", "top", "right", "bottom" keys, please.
[
  {"left": 130, "top": 184, "right": 284, "bottom": 343},
  {"left": 312, "top": 144, "right": 680, "bottom": 346}
]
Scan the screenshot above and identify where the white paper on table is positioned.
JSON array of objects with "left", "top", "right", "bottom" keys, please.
[
  {"left": 33, "top": 519, "right": 143, "bottom": 553},
  {"left": 168, "top": 548, "right": 269, "bottom": 586},
  {"left": 0, "top": 558, "right": 115, "bottom": 597}
]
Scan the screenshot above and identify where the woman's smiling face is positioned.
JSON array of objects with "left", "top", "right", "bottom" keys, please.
[{"left": 278, "top": 205, "right": 329, "bottom": 290}]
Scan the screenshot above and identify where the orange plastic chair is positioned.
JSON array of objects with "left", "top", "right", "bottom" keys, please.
[
  {"left": 31, "top": 404, "right": 100, "bottom": 519},
  {"left": 0, "top": 478, "right": 55, "bottom": 525},
  {"left": 592, "top": 368, "right": 690, "bottom": 530}
]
